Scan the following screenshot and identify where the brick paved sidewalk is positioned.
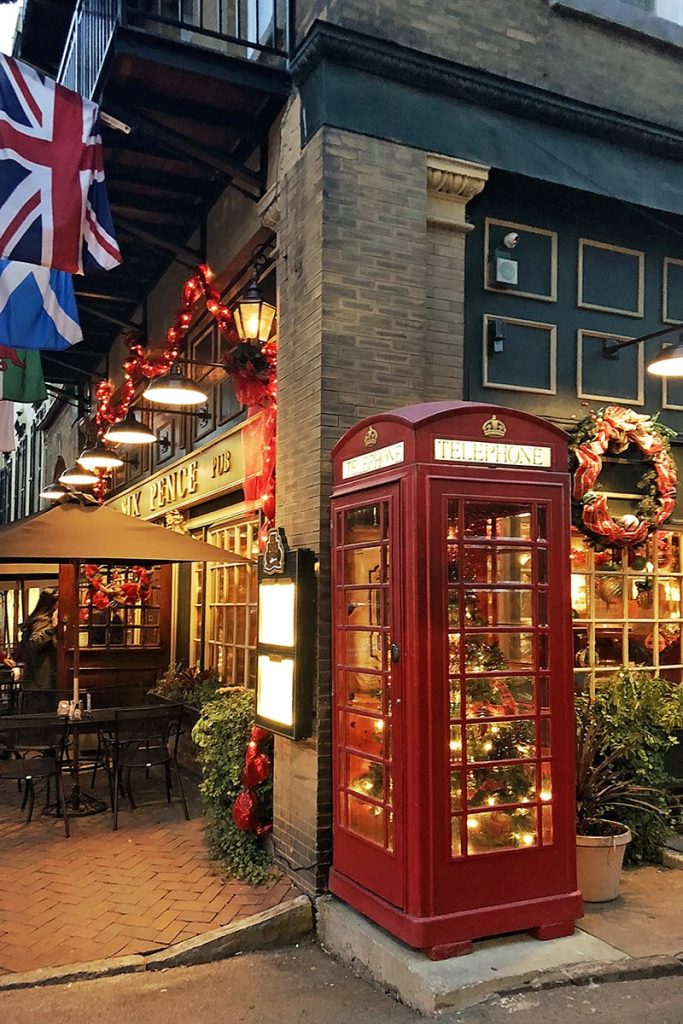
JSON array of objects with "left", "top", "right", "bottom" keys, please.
[{"left": 0, "top": 771, "right": 294, "bottom": 975}]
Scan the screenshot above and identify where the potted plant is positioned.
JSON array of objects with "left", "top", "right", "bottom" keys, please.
[
  {"left": 149, "top": 663, "right": 224, "bottom": 775},
  {"left": 150, "top": 663, "right": 223, "bottom": 716},
  {"left": 575, "top": 697, "right": 660, "bottom": 902}
]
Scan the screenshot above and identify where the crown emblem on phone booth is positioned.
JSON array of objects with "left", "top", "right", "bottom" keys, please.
[
  {"left": 364, "top": 425, "right": 379, "bottom": 448},
  {"left": 482, "top": 414, "right": 507, "bottom": 438}
]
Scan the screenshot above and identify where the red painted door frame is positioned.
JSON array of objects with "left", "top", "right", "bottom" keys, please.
[{"left": 331, "top": 483, "right": 405, "bottom": 909}]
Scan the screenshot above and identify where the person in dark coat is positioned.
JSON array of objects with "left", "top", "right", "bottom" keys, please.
[{"left": 20, "top": 589, "right": 58, "bottom": 690}]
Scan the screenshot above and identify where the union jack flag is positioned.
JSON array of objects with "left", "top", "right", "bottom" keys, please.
[{"left": 0, "top": 55, "right": 121, "bottom": 275}]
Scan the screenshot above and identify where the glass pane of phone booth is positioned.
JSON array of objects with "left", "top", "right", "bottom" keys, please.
[
  {"left": 335, "top": 501, "right": 394, "bottom": 851},
  {"left": 447, "top": 501, "right": 553, "bottom": 857}
]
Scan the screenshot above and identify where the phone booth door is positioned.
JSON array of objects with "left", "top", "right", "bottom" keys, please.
[
  {"left": 332, "top": 484, "right": 404, "bottom": 909},
  {"left": 431, "top": 478, "right": 575, "bottom": 920}
]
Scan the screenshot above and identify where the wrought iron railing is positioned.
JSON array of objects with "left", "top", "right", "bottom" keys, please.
[
  {"left": 59, "top": 0, "right": 292, "bottom": 99},
  {"left": 59, "top": 0, "right": 118, "bottom": 97}
]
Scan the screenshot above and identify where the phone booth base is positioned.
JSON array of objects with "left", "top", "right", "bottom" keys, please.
[{"left": 330, "top": 402, "right": 583, "bottom": 956}]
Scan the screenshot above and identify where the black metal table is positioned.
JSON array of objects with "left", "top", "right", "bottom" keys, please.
[{"left": 4, "top": 706, "right": 174, "bottom": 818}]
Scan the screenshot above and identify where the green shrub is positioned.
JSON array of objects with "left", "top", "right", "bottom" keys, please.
[
  {"left": 192, "top": 688, "right": 274, "bottom": 885},
  {"left": 151, "top": 663, "right": 222, "bottom": 711},
  {"left": 587, "top": 670, "right": 683, "bottom": 864}
]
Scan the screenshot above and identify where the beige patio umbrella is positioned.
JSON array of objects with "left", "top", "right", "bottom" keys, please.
[
  {"left": 0, "top": 498, "right": 252, "bottom": 704},
  {"left": 0, "top": 498, "right": 253, "bottom": 814}
]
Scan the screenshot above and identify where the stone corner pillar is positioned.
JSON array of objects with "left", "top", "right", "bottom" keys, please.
[{"left": 424, "top": 154, "right": 490, "bottom": 400}]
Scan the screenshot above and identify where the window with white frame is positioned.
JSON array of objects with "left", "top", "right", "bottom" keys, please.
[
  {"left": 571, "top": 528, "right": 683, "bottom": 696},
  {"left": 552, "top": 0, "right": 683, "bottom": 40},
  {"left": 654, "top": 0, "right": 683, "bottom": 25}
]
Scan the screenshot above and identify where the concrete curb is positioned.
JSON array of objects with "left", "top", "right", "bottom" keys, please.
[
  {"left": 663, "top": 848, "right": 683, "bottom": 870},
  {"left": 0, "top": 895, "right": 312, "bottom": 993},
  {"left": 0, "top": 956, "right": 146, "bottom": 992},
  {"left": 144, "top": 894, "right": 313, "bottom": 970},
  {"left": 504, "top": 952, "right": 683, "bottom": 996},
  {"left": 316, "top": 895, "right": 683, "bottom": 1014}
]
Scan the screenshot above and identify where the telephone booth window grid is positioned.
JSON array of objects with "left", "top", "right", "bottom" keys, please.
[
  {"left": 446, "top": 500, "right": 553, "bottom": 858},
  {"left": 335, "top": 501, "right": 395, "bottom": 853},
  {"left": 571, "top": 528, "right": 683, "bottom": 695}
]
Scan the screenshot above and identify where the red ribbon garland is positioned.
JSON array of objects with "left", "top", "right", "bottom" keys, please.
[
  {"left": 81, "top": 564, "right": 152, "bottom": 614},
  {"left": 571, "top": 406, "right": 677, "bottom": 547},
  {"left": 94, "top": 264, "right": 231, "bottom": 433},
  {"left": 92, "top": 264, "right": 277, "bottom": 545}
]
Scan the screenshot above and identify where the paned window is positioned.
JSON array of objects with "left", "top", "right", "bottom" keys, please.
[
  {"left": 446, "top": 501, "right": 553, "bottom": 857},
  {"left": 553, "top": 1, "right": 683, "bottom": 39},
  {"left": 571, "top": 529, "right": 683, "bottom": 694},
  {"left": 190, "top": 517, "right": 259, "bottom": 687},
  {"left": 335, "top": 501, "right": 395, "bottom": 852},
  {"left": 79, "top": 565, "right": 161, "bottom": 649},
  {"left": 14, "top": 438, "right": 26, "bottom": 519},
  {"left": 634, "top": 0, "right": 683, "bottom": 25}
]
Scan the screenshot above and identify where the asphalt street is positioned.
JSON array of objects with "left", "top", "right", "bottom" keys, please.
[{"left": 0, "top": 938, "right": 681, "bottom": 1024}]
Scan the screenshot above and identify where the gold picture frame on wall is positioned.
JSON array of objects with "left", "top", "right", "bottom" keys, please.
[
  {"left": 484, "top": 218, "right": 558, "bottom": 302},
  {"left": 482, "top": 314, "right": 557, "bottom": 396},
  {"left": 663, "top": 257, "right": 683, "bottom": 325},
  {"left": 576, "top": 329, "right": 644, "bottom": 406},
  {"left": 577, "top": 239, "right": 645, "bottom": 318}
]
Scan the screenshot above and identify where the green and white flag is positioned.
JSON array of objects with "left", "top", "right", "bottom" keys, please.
[{"left": 0, "top": 347, "right": 47, "bottom": 403}]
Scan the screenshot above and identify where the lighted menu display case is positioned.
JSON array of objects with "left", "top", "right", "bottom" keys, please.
[
  {"left": 330, "top": 402, "right": 582, "bottom": 959},
  {"left": 254, "top": 530, "right": 315, "bottom": 740}
]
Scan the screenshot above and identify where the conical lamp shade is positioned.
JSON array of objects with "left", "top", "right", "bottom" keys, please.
[
  {"left": 40, "top": 481, "right": 69, "bottom": 500},
  {"left": 103, "top": 412, "right": 156, "bottom": 445},
  {"left": 77, "top": 442, "right": 124, "bottom": 471},
  {"left": 59, "top": 464, "right": 98, "bottom": 486},
  {"left": 648, "top": 342, "right": 683, "bottom": 377},
  {"left": 142, "top": 373, "right": 207, "bottom": 406}
]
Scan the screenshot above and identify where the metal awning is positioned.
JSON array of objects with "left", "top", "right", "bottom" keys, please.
[{"left": 39, "top": 30, "right": 290, "bottom": 385}]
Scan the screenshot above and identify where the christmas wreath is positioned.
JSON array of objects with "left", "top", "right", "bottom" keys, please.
[
  {"left": 569, "top": 406, "right": 677, "bottom": 548},
  {"left": 221, "top": 340, "right": 277, "bottom": 409},
  {"left": 83, "top": 564, "right": 153, "bottom": 611}
]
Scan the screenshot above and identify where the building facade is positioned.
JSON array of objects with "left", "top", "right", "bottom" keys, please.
[{"left": 3, "top": 0, "right": 682, "bottom": 893}]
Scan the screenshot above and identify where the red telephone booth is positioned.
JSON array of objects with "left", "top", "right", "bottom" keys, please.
[{"left": 330, "top": 402, "right": 582, "bottom": 958}]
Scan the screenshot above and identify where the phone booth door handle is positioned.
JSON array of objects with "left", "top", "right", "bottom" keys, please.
[{"left": 390, "top": 643, "right": 400, "bottom": 663}]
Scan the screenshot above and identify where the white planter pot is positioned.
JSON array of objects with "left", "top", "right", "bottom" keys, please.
[{"left": 576, "top": 822, "right": 632, "bottom": 903}]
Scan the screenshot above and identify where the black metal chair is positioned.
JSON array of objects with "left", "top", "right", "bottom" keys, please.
[
  {"left": 0, "top": 667, "right": 19, "bottom": 717},
  {"left": 101, "top": 704, "right": 189, "bottom": 830},
  {"left": 0, "top": 714, "right": 71, "bottom": 837},
  {"left": 18, "top": 688, "right": 87, "bottom": 715},
  {"left": 81, "top": 684, "right": 149, "bottom": 789}
]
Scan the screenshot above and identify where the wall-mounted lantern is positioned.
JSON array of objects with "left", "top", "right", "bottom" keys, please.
[{"left": 255, "top": 528, "right": 315, "bottom": 740}]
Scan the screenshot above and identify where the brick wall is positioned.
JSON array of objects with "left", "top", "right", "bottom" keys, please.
[
  {"left": 296, "top": 0, "right": 681, "bottom": 131},
  {"left": 274, "top": 126, "right": 470, "bottom": 890},
  {"left": 273, "top": 127, "right": 326, "bottom": 894},
  {"left": 425, "top": 225, "right": 467, "bottom": 399}
]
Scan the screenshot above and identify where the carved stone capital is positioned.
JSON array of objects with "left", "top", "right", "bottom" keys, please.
[{"left": 427, "top": 155, "right": 489, "bottom": 232}]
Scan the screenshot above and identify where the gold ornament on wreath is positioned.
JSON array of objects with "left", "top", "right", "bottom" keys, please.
[{"left": 569, "top": 406, "right": 677, "bottom": 549}]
